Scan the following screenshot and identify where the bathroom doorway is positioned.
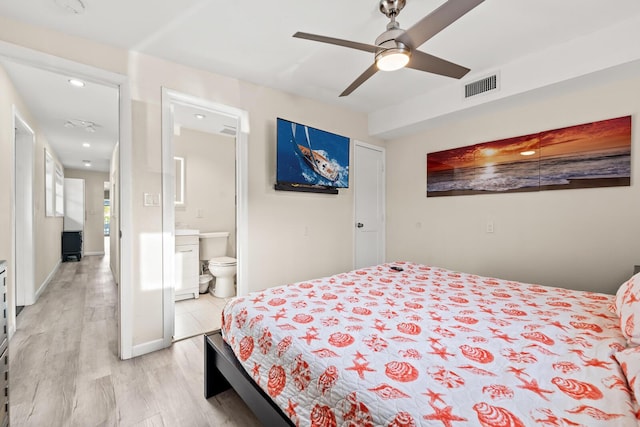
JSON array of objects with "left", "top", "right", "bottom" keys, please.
[
  {"left": 173, "top": 112, "right": 236, "bottom": 340},
  {"left": 161, "top": 89, "right": 249, "bottom": 344},
  {"left": 104, "top": 181, "right": 110, "bottom": 259}
]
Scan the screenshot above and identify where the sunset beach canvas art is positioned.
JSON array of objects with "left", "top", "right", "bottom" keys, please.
[{"left": 427, "top": 115, "right": 631, "bottom": 197}]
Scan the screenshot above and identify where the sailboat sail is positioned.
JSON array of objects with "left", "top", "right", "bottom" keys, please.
[{"left": 295, "top": 124, "right": 339, "bottom": 182}]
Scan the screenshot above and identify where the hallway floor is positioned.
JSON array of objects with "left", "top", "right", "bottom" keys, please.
[{"left": 9, "top": 255, "right": 261, "bottom": 426}]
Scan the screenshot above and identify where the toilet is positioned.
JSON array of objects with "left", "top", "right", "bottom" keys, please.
[{"left": 199, "top": 231, "right": 237, "bottom": 298}]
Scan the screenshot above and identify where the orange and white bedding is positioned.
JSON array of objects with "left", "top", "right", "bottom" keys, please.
[{"left": 221, "top": 262, "right": 639, "bottom": 426}]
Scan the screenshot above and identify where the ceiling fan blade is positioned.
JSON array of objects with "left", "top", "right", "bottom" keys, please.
[
  {"left": 407, "top": 50, "right": 470, "bottom": 79},
  {"left": 340, "top": 63, "right": 378, "bottom": 97},
  {"left": 293, "top": 32, "right": 378, "bottom": 53},
  {"left": 397, "top": 0, "right": 484, "bottom": 49}
]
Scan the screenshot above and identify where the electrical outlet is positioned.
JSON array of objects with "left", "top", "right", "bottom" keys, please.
[{"left": 486, "top": 221, "right": 494, "bottom": 233}]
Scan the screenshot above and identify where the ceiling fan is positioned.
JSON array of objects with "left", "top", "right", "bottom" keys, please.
[{"left": 293, "top": 0, "right": 484, "bottom": 97}]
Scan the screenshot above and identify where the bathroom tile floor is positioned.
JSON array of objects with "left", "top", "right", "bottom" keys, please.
[{"left": 174, "top": 292, "right": 231, "bottom": 341}]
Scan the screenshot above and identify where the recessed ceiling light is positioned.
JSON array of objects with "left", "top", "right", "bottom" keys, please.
[
  {"left": 520, "top": 150, "right": 536, "bottom": 156},
  {"left": 83, "top": 160, "right": 92, "bottom": 167},
  {"left": 82, "top": 142, "right": 91, "bottom": 148},
  {"left": 194, "top": 114, "right": 206, "bottom": 120},
  {"left": 68, "top": 78, "right": 85, "bottom": 88}
]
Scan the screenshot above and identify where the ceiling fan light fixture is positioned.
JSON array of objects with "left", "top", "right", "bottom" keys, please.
[
  {"left": 376, "top": 47, "right": 410, "bottom": 71},
  {"left": 293, "top": 0, "right": 483, "bottom": 96}
]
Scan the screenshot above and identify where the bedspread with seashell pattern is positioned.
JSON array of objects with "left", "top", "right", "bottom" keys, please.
[{"left": 221, "top": 262, "right": 638, "bottom": 427}]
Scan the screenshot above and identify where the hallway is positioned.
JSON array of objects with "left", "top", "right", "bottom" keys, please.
[{"left": 9, "top": 255, "right": 261, "bottom": 426}]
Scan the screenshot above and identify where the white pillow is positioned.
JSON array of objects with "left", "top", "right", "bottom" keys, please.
[
  {"left": 615, "top": 273, "right": 640, "bottom": 345},
  {"left": 614, "top": 346, "right": 640, "bottom": 400}
]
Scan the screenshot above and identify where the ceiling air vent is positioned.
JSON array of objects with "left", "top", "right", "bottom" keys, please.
[
  {"left": 464, "top": 74, "right": 498, "bottom": 98},
  {"left": 220, "top": 126, "right": 237, "bottom": 136}
]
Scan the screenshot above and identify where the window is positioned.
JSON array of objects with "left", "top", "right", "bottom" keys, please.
[
  {"left": 55, "top": 165, "right": 64, "bottom": 216},
  {"left": 44, "top": 149, "right": 54, "bottom": 217}
]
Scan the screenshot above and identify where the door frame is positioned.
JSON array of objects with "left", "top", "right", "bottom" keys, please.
[
  {"left": 353, "top": 140, "right": 386, "bottom": 268},
  {"left": 0, "top": 41, "right": 133, "bottom": 359},
  {"left": 161, "top": 88, "right": 250, "bottom": 346},
  {"left": 12, "top": 107, "right": 35, "bottom": 329}
]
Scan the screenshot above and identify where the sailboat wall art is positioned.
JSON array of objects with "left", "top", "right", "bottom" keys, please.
[
  {"left": 276, "top": 117, "right": 350, "bottom": 190},
  {"left": 427, "top": 115, "right": 632, "bottom": 197}
]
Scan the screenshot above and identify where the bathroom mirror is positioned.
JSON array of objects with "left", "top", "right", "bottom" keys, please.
[{"left": 175, "top": 156, "right": 185, "bottom": 206}]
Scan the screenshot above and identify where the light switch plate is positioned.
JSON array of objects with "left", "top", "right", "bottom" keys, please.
[{"left": 143, "top": 193, "right": 161, "bottom": 207}]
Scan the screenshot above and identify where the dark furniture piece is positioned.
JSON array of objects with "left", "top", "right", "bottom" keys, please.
[
  {"left": 204, "top": 331, "right": 293, "bottom": 427},
  {"left": 634, "top": 265, "right": 640, "bottom": 275},
  {"left": 0, "top": 261, "right": 9, "bottom": 427},
  {"left": 62, "top": 231, "right": 82, "bottom": 262}
]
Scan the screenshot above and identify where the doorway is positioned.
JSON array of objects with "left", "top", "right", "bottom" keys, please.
[
  {"left": 354, "top": 141, "right": 386, "bottom": 269},
  {"left": 161, "top": 88, "right": 249, "bottom": 346},
  {"left": 0, "top": 45, "right": 132, "bottom": 357},
  {"left": 13, "top": 110, "right": 35, "bottom": 317},
  {"left": 174, "top": 109, "right": 236, "bottom": 340},
  {"left": 103, "top": 180, "right": 111, "bottom": 260}
]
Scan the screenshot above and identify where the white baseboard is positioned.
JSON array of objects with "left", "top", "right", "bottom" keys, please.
[
  {"left": 84, "top": 251, "right": 105, "bottom": 256},
  {"left": 35, "top": 260, "right": 61, "bottom": 301},
  {"left": 131, "top": 338, "right": 168, "bottom": 358}
]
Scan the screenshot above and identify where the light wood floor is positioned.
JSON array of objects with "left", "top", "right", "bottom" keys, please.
[{"left": 9, "top": 254, "right": 262, "bottom": 426}]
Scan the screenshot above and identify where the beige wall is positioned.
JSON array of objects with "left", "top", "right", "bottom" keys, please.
[
  {"left": 0, "top": 20, "right": 382, "bottom": 349},
  {"left": 64, "top": 168, "right": 109, "bottom": 255},
  {"left": 0, "top": 62, "right": 63, "bottom": 324},
  {"left": 0, "top": 18, "right": 381, "bottom": 350},
  {"left": 386, "top": 73, "right": 640, "bottom": 295},
  {"left": 174, "top": 128, "right": 236, "bottom": 256},
  {"left": 127, "top": 56, "right": 380, "bottom": 346},
  {"left": 130, "top": 100, "right": 163, "bottom": 345},
  {"left": 3, "top": 15, "right": 636, "bottom": 354}
]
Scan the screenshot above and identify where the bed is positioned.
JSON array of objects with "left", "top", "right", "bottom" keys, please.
[{"left": 205, "top": 262, "right": 640, "bottom": 426}]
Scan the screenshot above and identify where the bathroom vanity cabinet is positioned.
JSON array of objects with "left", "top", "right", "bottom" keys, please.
[{"left": 175, "top": 234, "right": 199, "bottom": 300}]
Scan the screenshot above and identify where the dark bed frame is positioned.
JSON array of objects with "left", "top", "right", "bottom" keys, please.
[{"left": 204, "top": 330, "right": 294, "bottom": 427}]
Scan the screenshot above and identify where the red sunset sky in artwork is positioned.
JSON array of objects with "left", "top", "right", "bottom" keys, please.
[{"left": 427, "top": 116, "right": 631, "bottom": 173}]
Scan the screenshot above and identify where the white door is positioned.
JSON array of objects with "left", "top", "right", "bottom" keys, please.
[
  {"left": 64, "top": 178, "right": 85, "bottom": 232},
  {"left": 14, "top": 113, "right": 35, "bottom": 308},
  {"left": 354, "top": 142, "right": 385, "bottom": 269}
]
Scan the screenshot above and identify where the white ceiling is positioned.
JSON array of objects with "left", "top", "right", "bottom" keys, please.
[
  {"left": 2, "top": 0, "right": 640, "bottom": 170},
  {"left": 1, "top": 59, "right": 119, "bottom": 172}
]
